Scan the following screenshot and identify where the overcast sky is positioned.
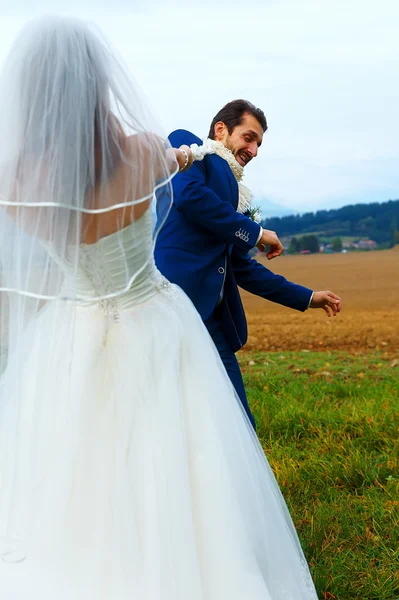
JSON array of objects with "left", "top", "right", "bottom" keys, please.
[{"left": 1, "top": 0, "right": 398, "bottom": 215}]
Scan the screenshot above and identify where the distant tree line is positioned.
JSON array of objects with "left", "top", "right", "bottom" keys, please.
[
  {"left": 288, "top": 235, "right": 320, "bottom": 254},
  {"left": 288, "top": 235, "right": 344, "bottom": 254},
  {"left": 262, "top": 199, "right": 399, "bottom": 246}
]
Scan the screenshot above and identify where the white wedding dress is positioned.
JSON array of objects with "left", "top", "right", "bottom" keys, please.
[{"left": 0, "top": 210, "right": 318, "bottom": 599}]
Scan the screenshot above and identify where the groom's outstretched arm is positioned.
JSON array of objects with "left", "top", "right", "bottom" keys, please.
[
  {"left": 231, "top": 245, "right": 313, "bottom": 312},
  {"left": 169, "top": 129, "right": 261, "bottom": 251}
]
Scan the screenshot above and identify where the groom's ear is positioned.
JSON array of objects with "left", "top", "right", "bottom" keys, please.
[{"left": 213, "top": 121, "right": 228, "bottom": 142}]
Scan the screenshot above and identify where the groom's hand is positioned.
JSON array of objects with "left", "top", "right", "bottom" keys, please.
[
  {"left": 309, "top": 290, "right": 342, "bottom": 317},
  {"left": 256, "top": 229, "right": 284, "bottom": 259}
]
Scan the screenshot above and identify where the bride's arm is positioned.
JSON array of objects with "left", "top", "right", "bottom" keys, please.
[{"left": 126, "top": 133, "right": 192, "bottom": 177}]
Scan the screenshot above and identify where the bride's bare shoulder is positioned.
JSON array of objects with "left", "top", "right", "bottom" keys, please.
[{"left": 123, "top": 132, "right": 174, "bottom": 182}]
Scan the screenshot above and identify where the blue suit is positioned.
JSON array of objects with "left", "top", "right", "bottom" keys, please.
[{"left": 155, "top": 130, "right": 313, "bottom": 427}]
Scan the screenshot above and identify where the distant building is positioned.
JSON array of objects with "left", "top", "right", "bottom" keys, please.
[
  {"left": 342, "top": 239, "right": 378, "bottom": 251},
  {"left": 357, "top": 239, "right": 378, "bottom": 250}
]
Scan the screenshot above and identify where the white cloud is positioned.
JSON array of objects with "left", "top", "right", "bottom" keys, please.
[{"left": 0, "top": 0, "right": 398, "bottom": 212}]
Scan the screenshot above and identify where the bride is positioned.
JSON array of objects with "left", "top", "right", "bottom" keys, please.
[{"left": 0, "top": 16, "right": 318, "bottom": 599}]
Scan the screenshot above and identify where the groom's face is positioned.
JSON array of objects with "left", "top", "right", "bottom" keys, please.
[{"left": 216, "top": 113, "right": 264, "bottom": 168}]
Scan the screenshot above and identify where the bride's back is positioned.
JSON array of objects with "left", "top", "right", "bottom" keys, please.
[
  {"left": 82, "top": 131, "right": 168, "bottom": 244},
  {"left": 0, "top": 15, "right": 174, "bottom": 303}
]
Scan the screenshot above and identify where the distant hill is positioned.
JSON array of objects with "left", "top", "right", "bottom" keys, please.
[
  {"left": 255, "top": 198, "right": 293, "bottom": 218},
  {"left": 261, "top": 199, "right": 399, "bottom": 246}
]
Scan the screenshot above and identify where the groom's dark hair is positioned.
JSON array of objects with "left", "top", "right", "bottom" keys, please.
[{"left": 208, "top": 99, "right": 267, "bottom": 139}]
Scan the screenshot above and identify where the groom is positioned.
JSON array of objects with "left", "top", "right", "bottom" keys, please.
[{"left": 155, "top": 99, "right": 341, "bottom": 428}]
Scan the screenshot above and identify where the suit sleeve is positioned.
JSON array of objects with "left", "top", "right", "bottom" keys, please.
[
  {"left": 169, "top": 130, "right": 261, "bottom": 251},
  {"left": 231, "top": 245, "right": 313, "bottom": 312}
]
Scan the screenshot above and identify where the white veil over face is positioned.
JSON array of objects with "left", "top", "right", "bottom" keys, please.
[
  {"left": 0, "top": 16, "right": 177, "bottom": 562},
  {"left": 0, "top": 15, "right": 176, "bottom": 358}
]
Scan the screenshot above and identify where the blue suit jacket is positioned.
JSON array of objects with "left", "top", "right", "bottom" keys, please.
[{"left": 154, "top": 130, "right": 313, "bottom": 352}]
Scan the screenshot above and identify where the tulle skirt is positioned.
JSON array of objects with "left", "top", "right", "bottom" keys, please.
[{"left": 0, "top": 285, "right": 317, "bottom": 599}]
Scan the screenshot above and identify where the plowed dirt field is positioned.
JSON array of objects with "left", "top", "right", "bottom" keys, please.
[{"left": 241, "top": 247, "right": 399, "bottom": 354}]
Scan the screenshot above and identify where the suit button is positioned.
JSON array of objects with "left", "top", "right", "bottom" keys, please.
[{"left": 218, "top": 267, "right": 225, "bottom": 274}]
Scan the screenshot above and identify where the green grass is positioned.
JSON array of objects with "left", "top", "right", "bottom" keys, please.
[{"left": 240, "top": 351, "right": 399, "bottom": 600}]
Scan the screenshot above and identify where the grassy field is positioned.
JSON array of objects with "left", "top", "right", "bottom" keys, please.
[
  {"left": 241, "top": 351, "right": 399, "bottom": 600},
  {"left": 240, "top": 249, "right": 399, "bottom": 599}
]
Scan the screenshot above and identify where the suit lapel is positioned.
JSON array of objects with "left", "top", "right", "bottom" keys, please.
[
  {"left": 214, "top": 156, "right": 239, "bottom": 210},
  {"left": 209, "top": 156, "right": 239, "bottom": 256}
]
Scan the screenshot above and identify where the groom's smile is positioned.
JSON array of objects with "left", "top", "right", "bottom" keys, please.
[{"left": 237, "top": 150, "right": 252, "bottom": 167}]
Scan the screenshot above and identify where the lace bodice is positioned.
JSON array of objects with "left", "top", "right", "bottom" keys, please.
[{"left": 61, "top": 210, "right": 171, "bottom": 315}]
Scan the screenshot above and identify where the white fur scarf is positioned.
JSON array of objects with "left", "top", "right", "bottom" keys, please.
[{"left": 189, "top": 139, "right": 256, "bottom": 217}]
